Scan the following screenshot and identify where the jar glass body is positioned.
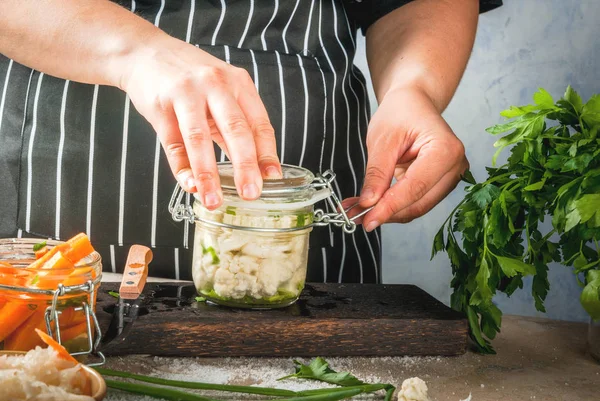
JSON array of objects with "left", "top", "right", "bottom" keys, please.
[
  {"left": 191, "top": 201, "right": 313, "bottom": 308},
  {"left": 0, "top": 239, "right": 101, "bottom": 353}
]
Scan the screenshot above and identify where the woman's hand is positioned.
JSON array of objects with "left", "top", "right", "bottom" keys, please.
[
  {"left": 344, "top": 86, "right": 469, "bottom": 231},
  {"left": 121, "top": 36, "right": 282, "bottom": 210}
]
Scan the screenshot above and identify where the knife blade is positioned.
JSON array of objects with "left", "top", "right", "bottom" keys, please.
[{"left": 99, "top": 245, "right": 152, "bottom": 350}]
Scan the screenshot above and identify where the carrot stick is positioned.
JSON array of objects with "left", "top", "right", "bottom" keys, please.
[
  {"left": 61, "top": 233, "right": 95, "bottom": 265},
  {"left": 0, "top": 302, "right": 37, "bottom": 342},
  {"left": 58, "top": 306, "right": 87, "bottom": 329},
  {"left": 3, "top": 309, "right": 48, "bottom": 350},
  {"left": 35, "top": 246, "right": 49, "bottom": 259},
  {"left": 59, "top": 322, "right": 90, "bottom": 343},
  {"left": 35, "top": 328, "right": 79, "bottom": 364}
]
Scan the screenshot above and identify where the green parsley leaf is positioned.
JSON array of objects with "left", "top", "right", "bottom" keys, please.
[
  {"left": 471, "top": 184, "right": 501, "bottom": 209},
  {"left": 461, "top": 170, "right": 477, "bottom": 185},
  {"left": 533, "top": 87, "right": 555, "bottom": 109},
  {"left": 495, "top": 256, "right": 536, "bottom": 277},
  {"left": 279, "top": 357, "right": 366, "bottom": 387},
  {"left": 564, "top": 85, "right": 583, "bottom": 113},
  {"left": 33, "top": 241, "right": 47, "bottom": 252},
  {"left": 574, "top": 194, "right": 600, "bottom": 224},
  {"left": 581, "top": 270, "right": 600, "bottom": 320}
]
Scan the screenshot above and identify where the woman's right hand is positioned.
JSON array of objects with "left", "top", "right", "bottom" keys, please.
[{"left": 119, "top": 35, "right": 282, "bottom": 210}]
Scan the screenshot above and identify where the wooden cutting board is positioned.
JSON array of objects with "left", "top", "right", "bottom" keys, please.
[{"left": 96, "top": 282, "right": 468, "bottom": 357}]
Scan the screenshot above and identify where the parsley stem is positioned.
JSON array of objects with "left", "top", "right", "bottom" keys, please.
[
  {"left": 276, "top": 388, "right": 363, "bottom": 401},
  {"left": 297, "top": 384, "right": 389, "bottom": 396},
  {"left": 96, "top": 368, "right": 298, "bottom": 396},
  {"left": 104, "top": 379, "right": 219, "bottom": 401},
  {"left": 483, "top": 170, "right": 524, "bottom": 186}
]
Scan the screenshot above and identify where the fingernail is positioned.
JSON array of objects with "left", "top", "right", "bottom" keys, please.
[
  {"left": 204, "top": 192, "right": 221, "bottom": 208},
  {"left": 177, "top": 169, "right": 195, "bottom": 190},
  {"left": 365, "top": 221, "right": 380, "bottom": 232},
  {"left": 266, "top": 166, "right": 282, "bottom": 179},
  {"left": 186, "top": 177, "right": 197, "bottom": 191},
  {"left": 242, "top": 183, "right": 259, "bottom": 199},
  {"left": 360, "top": 188, "right": 375, "bottom": 203}
]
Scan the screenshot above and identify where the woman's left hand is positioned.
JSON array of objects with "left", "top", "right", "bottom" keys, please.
[{"left": 343, "top": 86, "right": 469, "bottom": 232}]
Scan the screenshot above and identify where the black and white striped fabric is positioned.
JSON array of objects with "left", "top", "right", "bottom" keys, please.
[{"left": 0, "top": 0, "right": 384, "bottom": 283}]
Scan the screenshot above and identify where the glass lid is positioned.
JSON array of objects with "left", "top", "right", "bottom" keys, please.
[{"left": 217, "top": 162, "right": 315, "bottom": 195}]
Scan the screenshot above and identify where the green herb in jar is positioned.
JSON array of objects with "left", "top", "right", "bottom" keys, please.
[{"left": 32, "top": 241, "right": 47, "bottom": 252}]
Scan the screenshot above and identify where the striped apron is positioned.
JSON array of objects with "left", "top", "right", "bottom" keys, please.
[{"left": 0, "top": 0, "right": 382, "bottom": 283}]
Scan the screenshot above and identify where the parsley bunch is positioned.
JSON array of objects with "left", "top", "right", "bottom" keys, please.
[{"left": 432, "top": 86, "right": 600, "bottom": 354}]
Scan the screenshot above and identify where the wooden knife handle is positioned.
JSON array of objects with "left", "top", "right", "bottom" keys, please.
[{"left": 119, "top": 245, "right": 153, "bottom": 300}]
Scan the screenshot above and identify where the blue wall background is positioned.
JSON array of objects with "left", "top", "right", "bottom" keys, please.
[{"left": 354, "top": 0, "right": 600, "bottom": 322}]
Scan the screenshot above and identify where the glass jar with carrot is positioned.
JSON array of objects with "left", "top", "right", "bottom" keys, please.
[{"left": 0, "top": 234, "right": 101, "bottom": 356}]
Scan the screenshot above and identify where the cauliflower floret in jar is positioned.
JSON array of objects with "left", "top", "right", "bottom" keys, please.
[
  {"left": 238, "top": 255, "right": 260, "bottom": 275},
  {"left": 255, "top": 258, "right": 295, "bottom": 297},
  {"left": 213, "top": 268, "right": 237, "bottom": 298},
  {"left": 232, "top": 272, "right": 258, "bottom": 296},
  {"left": 219, "top": 234, "right": 250, "bottom": 253}
]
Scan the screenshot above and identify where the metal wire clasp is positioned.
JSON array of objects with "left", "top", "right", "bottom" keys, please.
[
  {"left": 44, "top": 280, "right": 105, "bottom": 367},
  {"left": 168, "top": 170, "right": 373, "bottom": 235},
  {"left": 311, "top": 171, "right": 373, "bottom": 234}
]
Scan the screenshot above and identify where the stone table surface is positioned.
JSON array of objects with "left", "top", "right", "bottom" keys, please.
[
  {"left": 99, "top": 274, "right": 599, "bottom": 401},
  {"left": 99, "top": 314, "right": 599, "bottom": 400}
]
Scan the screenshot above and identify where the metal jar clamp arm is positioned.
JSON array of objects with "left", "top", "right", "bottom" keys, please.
[{"left": 168, "top": 170, "right": 373, "bottom": 236}]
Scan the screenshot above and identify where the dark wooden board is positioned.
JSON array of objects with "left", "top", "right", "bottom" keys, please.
[{"left": 96, "top": 282, "right": 468, "bottom": 357}]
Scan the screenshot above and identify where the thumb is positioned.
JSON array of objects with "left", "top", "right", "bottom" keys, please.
[{"left": 359, "top": 135, "right": 398, "bottom": 208}]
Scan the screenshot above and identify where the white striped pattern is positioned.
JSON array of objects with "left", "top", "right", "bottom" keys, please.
[
  {"left": 220, "top": 45, "right": 231, "bottom": 163},
  {"left": 282, "top": 0, "right": 301, "bottom": 54},
  {"left": 0, "top": 59, "right": 13, "bottom": 135},
  {"left": 212, "top": 0, "right": 226, "bottom": 46},
  {"left": 354, "top": 74, "right": 382, "bottom": 279},
  {"left": 118, "top": 0, "right": 138, "bottom": 246},
  {"left": 275, "top": 51, "right": 286, "bottom": 163},
  {"left": 338, "top": 228, "right": 347, "bottom": 283},
  {"left": 315, "top": 58, "right": 327, "bottom": 173},
  {"left": 318, "top": 0, "right": 338, "bottom": 250},
  {"left": 237, "top": 0, "right": 254, "bottom": 48},
  {"left": 151, "top": 0, "right": 167, "bottom": 248},
  {"left": 302, "top": 0, "right": 316, "bottom": 57},
  {"left": 25, "top": 72, "right": 44, "bottom": 232},
  {"left": 174, "top": 248, "right": 180, "bottom": 280},
  {"left": 314, "top": 56, "right": 334, "bottom": 249},
  {"left": 321, "top": 247, "right": 327, "bottom": 283},
  {"left": 86, "top": 85, "right": 99, "bottom": 239},
  {"left": 249, "top": 49, "right": 259, "bottom": 91},
  {"left": 318, "top": 0, "right": 337, "bottom": 174},
  {"left": 296, "top": 55, "right": 309, "bottom": 167},
  {"left": 185, "top": 0, "right": 196, "bottom": 43},
  {"left": 352, "top": 230, "right": 364, "bottom": 283},
  {"left": 55, "top": 80, "right": 70, "bottom": 240},
  {"left": 110, "top": 244, "right": 116, "bottom": 273},
  {"left": 261, "top": 0, "right": 279, "bottom": 50},
  {"left": 118, "top": 97, "right": 130, "bottom": 247},
  {"left": 331, "top": 1, "right": 362, "bottom": 282},
  {"left": 19, "top": 70, "right": 35, "bottom": 138}
]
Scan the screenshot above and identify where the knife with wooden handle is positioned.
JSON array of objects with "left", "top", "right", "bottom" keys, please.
[{"left": 100, "top": 245, "right": 152, "bottom": 349}]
